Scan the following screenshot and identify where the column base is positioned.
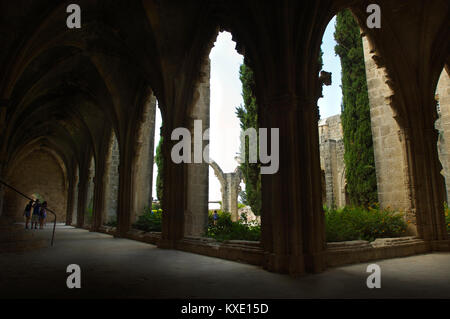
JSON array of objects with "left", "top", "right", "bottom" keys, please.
[
  {"left": 304, "top": 251, "right": 326, "bottom": 273},
  {"left": 158, "top": 239, "right": 178, "bottom": 249},
  {"left": 429, "top": 239, "right": 450, "bottom": 251},
  {"left": 262, "top": 252, "right": 305, "bottom": 276}
]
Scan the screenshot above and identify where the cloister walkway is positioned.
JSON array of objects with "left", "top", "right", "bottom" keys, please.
[{"left": 1, "top": 224, "right": 449, "bottom": 299}]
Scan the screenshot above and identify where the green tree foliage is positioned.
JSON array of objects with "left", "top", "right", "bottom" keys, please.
[
  {"left": 236, "top": 64, "right": 261, "bottom": 216},
  {"left": 155, "top": 136, "right": 164, "bottom": 203},
  {"left": 334, "top": 9, "right": 377, "bottom": 206}
]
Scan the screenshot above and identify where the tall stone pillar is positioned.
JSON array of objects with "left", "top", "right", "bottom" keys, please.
[
  {"left": 104, "top": 135, "right": 119, "bottom": 224},
  {"left": 76, "top": 166, "right": 89, "bottom": 228},
  {"left": 321, "top": 139, "right": 337, "bottom": 208},
  {"left": 91, "top": 145, "right": 109, "bottom": 231},
  {"left": 133, "top": 94, "right": 157, "bottom": 225},
  {"left": 65, "top": 174, "right": 76, "bottom": 225},
  {"left": 409, "top": 125, "right": 448, "bottom": 241},
  {"left": 363, "top": 36, "right": 412, "bottom": 213},
  {"left": 184, "top": 58, "right": 210, "bottom": 236},
  {"left": 116, "top": 92, "right": 157, "bottom": 236},
  {"left": 159, "top": 135, "right": 185, "bottom": 247},
  {"left": 260, "top": 95, "right": 325, "bottom": 275},
  {"left": 435, "top": 69, "right": 450, "bottom": 202},
  {"left": 116, "top": 144, "right": 136, "bottom": 236}
]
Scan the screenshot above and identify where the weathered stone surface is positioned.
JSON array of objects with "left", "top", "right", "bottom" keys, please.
[
  {"left": 209, "top": 160, "right": 242, "bottom": 222},
  {"left": 0, "top": 1, "right": 448, "bottom": 276},
  {"left": 3, "top": 150, "right": 67, "bottom": 222},
  {"left": 318, "top": 115, "right": 347, "bottom": 208},
  {"left": 435, "top": 69, "right": 450, "bottom": 202}
]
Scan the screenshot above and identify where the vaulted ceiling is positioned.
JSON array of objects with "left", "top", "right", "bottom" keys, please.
[{"left": 0, "top": 0, "right": 448, "bottom": 178}]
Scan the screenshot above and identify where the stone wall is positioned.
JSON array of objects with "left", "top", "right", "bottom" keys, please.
[
  {"left": 362, "top": 36, "right": 415, "bottom": 233},
  {"left": 435, "top": 69, "right": 450, "bottom": 202},
  {"left": 185, "top": 58, "right": 210, "bottom": 236},
  {"left": 3, "top": 150, "right": 67, "bottom": 222},
  {"left": 319, "top": 114, "right": 346, "bottom": 208}
]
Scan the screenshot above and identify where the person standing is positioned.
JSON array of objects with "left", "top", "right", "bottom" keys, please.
[
  {"left": 39, "top": 201, "right": 47, "bottom": 230},
  {"left": 213, "top": 210, "right": 219, "bottom": 226},
  {"left": 31, "top": 199, "right": 41, "bottom": 230},
  {"left": 23, "top": 200, "right": 33, "bottom": 229}
]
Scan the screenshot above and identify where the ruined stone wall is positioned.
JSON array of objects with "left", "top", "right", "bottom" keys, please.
[
  {"left": 319, "top": 114, "right": 346, "bottom": 208},
  {"left": 104, "top": 135, "right": 119, "bottom": 224},
  {"left": 435, "top": 69, "right": 450, "bottom": 202},
  {"left": 362, "top": 36, "right": 413, "bottom": 226},
  {"left": 3, "top": 150, "right": 67, "bottom": 222},
  {"left": 185, "top": 58, "right": 210, "bottom": 236}
]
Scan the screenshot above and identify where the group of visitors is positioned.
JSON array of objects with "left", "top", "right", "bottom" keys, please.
[{"left": 23, "top": 199, "right": 47, "bottom": 230}]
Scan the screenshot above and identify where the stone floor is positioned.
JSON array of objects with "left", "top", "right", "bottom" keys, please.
[{"left": 1, "top": 224, "right": 449, "bottom": 299}]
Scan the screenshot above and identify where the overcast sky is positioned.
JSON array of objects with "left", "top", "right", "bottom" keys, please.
[{"left": 151, "top": 18, "right": 342, "bottom": 207}]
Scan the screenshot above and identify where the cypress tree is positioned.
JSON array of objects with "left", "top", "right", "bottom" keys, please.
[
  {"left": 334, "top": 9, "right": 377, "bottom": 206},
  {"left": 155, "top": 136, "right": 164, "bottom": 203},
  {"left": 236, "top": 64, "right": 261, "bottom": 216}
]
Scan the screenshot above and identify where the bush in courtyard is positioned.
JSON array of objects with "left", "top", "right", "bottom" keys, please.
[
  {"left": 104, "top": 217, "right": 117, "bottom": 227},
  {"left": 325, "top": 204, "right": 407, "bottom": 242},
  {"left": 133, "top": 207, "right": 162, "bottom": 232},
  {"left": 444, "top": 202, "right": 450, "bottom": 233},
  {"left": 206, "top": 210, "right": 260, "bottom": 242},
  {"left": 152, "top": 202, "right": 162, "bottom": 210}
]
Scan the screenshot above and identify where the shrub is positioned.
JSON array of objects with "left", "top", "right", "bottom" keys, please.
[
  {"left": 324, "top": 205, "right": 407, "bottom": 242},
  {"left": 444, "top": 202, "right": 450, "bottom": 233},
  {"left": 206, "top": 210, "right": 260, "bottom": 242},
  {"left": 104, "top": 217, "right": 117, "bottom": 227},
  {"left": 133, "top": 208, "right": 162, "bottom": 232}
]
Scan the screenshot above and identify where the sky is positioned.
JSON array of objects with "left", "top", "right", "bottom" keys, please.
[{"left": 151, "top": 18, "right": 342, "bottom": 207}]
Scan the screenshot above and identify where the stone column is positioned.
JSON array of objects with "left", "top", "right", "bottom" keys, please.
[
  {"left": 227, "top": 169, "right": 242, "bottom": 222},
  {"left": 65, "top": 173, "right": 76, "bottom": 226},
  {"left": 104, "top": 135, "right": 119, "bottom": 224},
  {"left": 133, "top": 94, "right": 157, "bottom": 225},
  {"left": 91, "top": 144, "right": 109, "bottom": 231},
  {"left": 116, "top": 144, "right": 136, "bottom": 236},
  {"left": 0, "top": 99, "right": 8, "bottom": 218},
  {"left": 159, "top": 135, "right": 186, "bottom": 247},
  {"left": 76, "top": 166, "right": 89, "bottom": 228},
  {"left": 260, "top": 95, "right": 325, "bottom": 275},
  {"left": 409, "top": 125, "right": 448, "bottom": 241},
  {"left": 116, "top": 93, "right": 157, "bottom": 236},
  {"left": 184, "top": 58, "right": 210, "bottom": 236},
  {"left": 363, "top": 36, "right": 412, "bottom": 215},
  {"left": 321, "top": 139, "right": 337, "bottom": 208},
  {"left": 436, "top": 70, "right": 450, "bottom": 202}
]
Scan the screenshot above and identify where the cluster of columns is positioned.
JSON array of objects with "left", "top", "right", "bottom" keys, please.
[
  {"left": 52, "top": 1, "right": 448, "bottom": 276},
  {"left": 66, "top": 94, "right": 157, "bottom": 237}
]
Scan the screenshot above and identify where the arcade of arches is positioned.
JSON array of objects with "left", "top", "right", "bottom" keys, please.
[{"left": 0, "top": 0, "right": 449, "bottom": 276}]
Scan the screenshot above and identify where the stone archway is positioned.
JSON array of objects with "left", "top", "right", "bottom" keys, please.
[
  {"left": 209, "top": 160, "right": 243, "bottom": 222},
  {"left": 3, "top": 149, "right": 67, "bottom": 222}
]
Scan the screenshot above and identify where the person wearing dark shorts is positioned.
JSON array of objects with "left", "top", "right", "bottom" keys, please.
[
  {"left": 39, "top": 201, "right": 47, "bottom": 229},
  {"left": 31, "top": 199, "right": 41, "bottom": 230},
  {"left": 23, "top": 200, "right": 33, "bottom": 229},
  {"left": 213, "top": 210, "right": 219, "bottom": 226}
]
